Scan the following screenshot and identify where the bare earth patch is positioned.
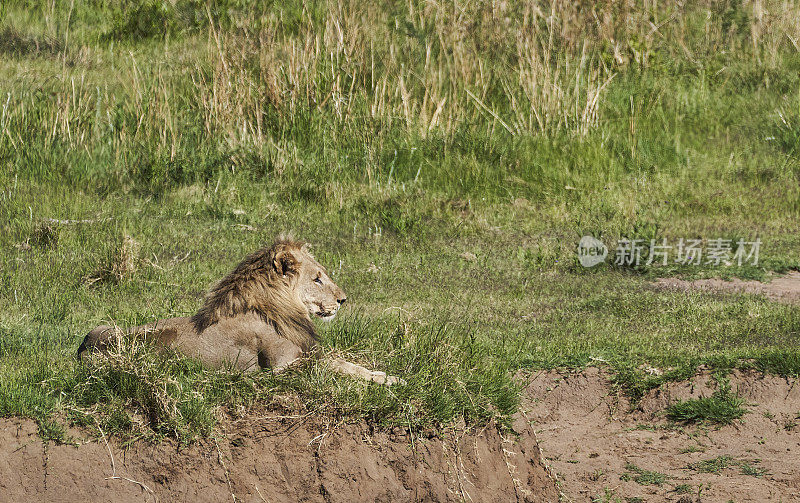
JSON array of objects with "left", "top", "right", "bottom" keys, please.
[
  {"left": 525, "top": 368, "right": 800, "bottom": 502},
  {"left": 0, "top": 414, "right": 557, "bottom": 502},
  {"left": 654, "top": 272, "right": 800, "bottom": 304}
]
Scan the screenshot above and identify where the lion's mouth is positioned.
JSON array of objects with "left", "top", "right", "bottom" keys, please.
[
  {"left": 313, "top": 306, "right": 337, "bottom": 322},
  {"left": 309, "top": 302, "right": 338, "bottom": 322}
]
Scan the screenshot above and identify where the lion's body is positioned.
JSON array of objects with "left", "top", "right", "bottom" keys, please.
[
  {"left": 78, "top": 239, "right": 401, "bottom": 384},
  {"left": 80, "top": 312, "right": 302, "bottom": 372}
]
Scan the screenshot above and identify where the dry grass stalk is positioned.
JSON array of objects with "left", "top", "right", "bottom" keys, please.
[{"left": 86, "top": 234, "right": 140, "bottom": 286}]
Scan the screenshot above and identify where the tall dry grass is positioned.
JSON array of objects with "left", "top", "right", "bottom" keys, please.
[
  {"left": 196, "top": 0, "right": 617, "bottom": 144},
  {"left": 1, "top": 0, "right": 799, "bottom": 180},
  {"left": 152, "top": 0, "right": 800, "bottom": 141}
]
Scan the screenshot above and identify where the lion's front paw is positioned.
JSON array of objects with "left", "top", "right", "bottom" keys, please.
[
  {"left": 383, "top": 374, "right": 406, "bottom": 386},
  {"left": 368, "top": 370, "right": 387, "bottom": 384},
  {"left": 369, "top": 371, "right": 405, "bottom": 386}
]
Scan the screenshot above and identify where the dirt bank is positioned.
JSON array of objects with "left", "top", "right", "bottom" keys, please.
[
  {"left": 654, "top": 272, "right": 800, "bottom": 304},
  {"left": 0, "top": 413, "right": 558, "bottom": 503},
  {"left": 525, "top": 368, "right": 800, "bottom": 502},
  {"left": 5, "top": 368, "right": 799, "bottom": 503}
]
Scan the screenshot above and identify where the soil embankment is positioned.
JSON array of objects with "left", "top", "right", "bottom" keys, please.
[
  {"left": 0, "top": 413, "right": 558, "bottom": 502},
  {"left": 526, "top": 368, "right": 800, "bottom": 502}
]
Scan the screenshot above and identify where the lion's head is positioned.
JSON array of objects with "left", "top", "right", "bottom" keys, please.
[
  {"left": 190, "top": 238, "right": 346, "bottom": 351},
  {"left": 292, "top": 248, "right": 347, "bottom": 321}
]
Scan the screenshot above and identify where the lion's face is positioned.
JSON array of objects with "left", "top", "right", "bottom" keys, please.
[{"left": 292, "top": 248, "right": 347, "bottom": 322}]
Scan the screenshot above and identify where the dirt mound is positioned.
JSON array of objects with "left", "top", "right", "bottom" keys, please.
[
  {"left": 525, "top": 367, "right": 800, "bottom": 502},
  {"left": 7, "top": 368, "right": 799, "bottom": 503},
  {"left": 0, "top": 413, "right": 558, "bottom": 503},
  {"left": 654, "top": 272, "right": 800, "bottom": 304}
]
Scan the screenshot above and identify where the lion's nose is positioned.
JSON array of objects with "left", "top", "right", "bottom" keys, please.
[{"left": 338, "top": 296, "right": 347, "bottom": 305}]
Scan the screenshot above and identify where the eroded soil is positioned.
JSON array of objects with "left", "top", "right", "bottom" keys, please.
[
  {"left": 0, "top": 413, "right": 558, "bottom": 503},
  {"left": 525, "top": 368, "right": 800, "bottom": 502},
  {"left": 2, "top": 368, "right": 799, "bottom": 502}
]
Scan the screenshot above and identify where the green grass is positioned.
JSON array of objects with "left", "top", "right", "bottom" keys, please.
[
  {"left": 688, "top": 455, "right": 766, "bottom": 477},
  {"left": 620, "top": 463, "right": 669, "bottom": 486},
  {"left": 592, "top": 488, "right": 623, "bottom": 503},
  {"left": 673, "top": 484, "right": 692, "bottom": 494},
  {"left": 1, "top": 0, "right": 800, "bottom": 440},
  {"left": 690, "top": 455, "right": 735, "bottom": 474},
  {"left": 665, "top": 380, "right": 748, "bottom": 425},
  {"left": 739, "top": 461, "right": 768, "bottom": 478}
]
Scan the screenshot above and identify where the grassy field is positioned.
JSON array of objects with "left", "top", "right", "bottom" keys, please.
[{"left": 1, "top": 0, "right": 799, "bottom": 441}]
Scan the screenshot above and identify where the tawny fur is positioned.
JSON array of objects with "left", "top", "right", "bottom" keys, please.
[
  {"left": 191, "top": 239, "right": 318, "bottom": 352},
  {"left": 78, "top": 238, "right": 402, "bottom": 385}
]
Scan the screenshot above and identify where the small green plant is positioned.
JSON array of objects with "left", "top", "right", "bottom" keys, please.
[
  {"left": 665, "top": 380, "right": 747, "bottom": 425},
  {"left": 620, "top": 463, "right": 668, "bottom": 486},
  {"left": 739, "top": 461, "right": 767, "bottom": 478},
  {"left": 673, "top": 484, "right": 692, "bottom": 494},
  {"left": 611, "top": 363, "right": 698, "bottom": 402},
  {"left": 591, "top": 488, "right": 622, "bottom": 503},
  {"left": 690, "top": 455, "right": 734, "bottom": 474}
]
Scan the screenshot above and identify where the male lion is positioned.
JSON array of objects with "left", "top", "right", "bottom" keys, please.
[{"left": 78, "top": 238, "right": 401, "bottom": 385}]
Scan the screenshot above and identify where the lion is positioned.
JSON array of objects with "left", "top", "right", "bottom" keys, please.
[{"left": 77, "top": 238, "right": 402, "bottom": 385}]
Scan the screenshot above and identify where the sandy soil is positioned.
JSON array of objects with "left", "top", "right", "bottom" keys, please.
[
  {"left": 525, "top": 368, "right": 800, "bottom": 502},
  {"left": 0, "top": 413, "right": 558, "bottom": 503},
  {"left": 3, "top": 369, "right": 799, "bottom": 503},
  {"left": 654, "top": 272, "right": 800, "bottom": 304}
]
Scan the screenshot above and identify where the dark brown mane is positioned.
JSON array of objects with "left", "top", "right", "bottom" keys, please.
[{"left": 190, "top": 238, "right": 319, "bottom": 351}]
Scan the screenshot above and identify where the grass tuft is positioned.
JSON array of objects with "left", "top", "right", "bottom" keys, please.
[
  {"left": 85, "top": 234, "right": 141, "bottom": 286},
  {"left": 673, "top": 484, "right": 692, "bottom": 494},
  {"left": 689, "top": 455, "right": 734, "bottom": 473},
  {"left": 739, "top": 461, "right": 767, "bottom": 478},
  {"left": 665, "top": 380, "right": 747, "bottom": 425},
  {"left": 688, "top": 456, "right": 767, "bottom": 477},
  {"left": 620, "top": 463, "right": 669, "bottom": 486}
]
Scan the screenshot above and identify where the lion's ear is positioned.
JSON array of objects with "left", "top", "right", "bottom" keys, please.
[{"left": 273, "top": 249, "right": 299, "bottom": 276}]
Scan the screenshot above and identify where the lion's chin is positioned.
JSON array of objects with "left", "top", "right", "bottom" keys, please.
[{"left": 317, "top": 313, "right": 337, "bottom": 322}]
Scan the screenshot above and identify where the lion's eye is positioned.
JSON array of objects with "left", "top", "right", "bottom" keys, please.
[{"left": 314, "top": 276, "right": 323, "bottom": 284}]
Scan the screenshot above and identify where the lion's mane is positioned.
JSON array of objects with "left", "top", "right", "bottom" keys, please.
[{"left": 190, "top": 238, "right": 319, "bottom": 352}]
